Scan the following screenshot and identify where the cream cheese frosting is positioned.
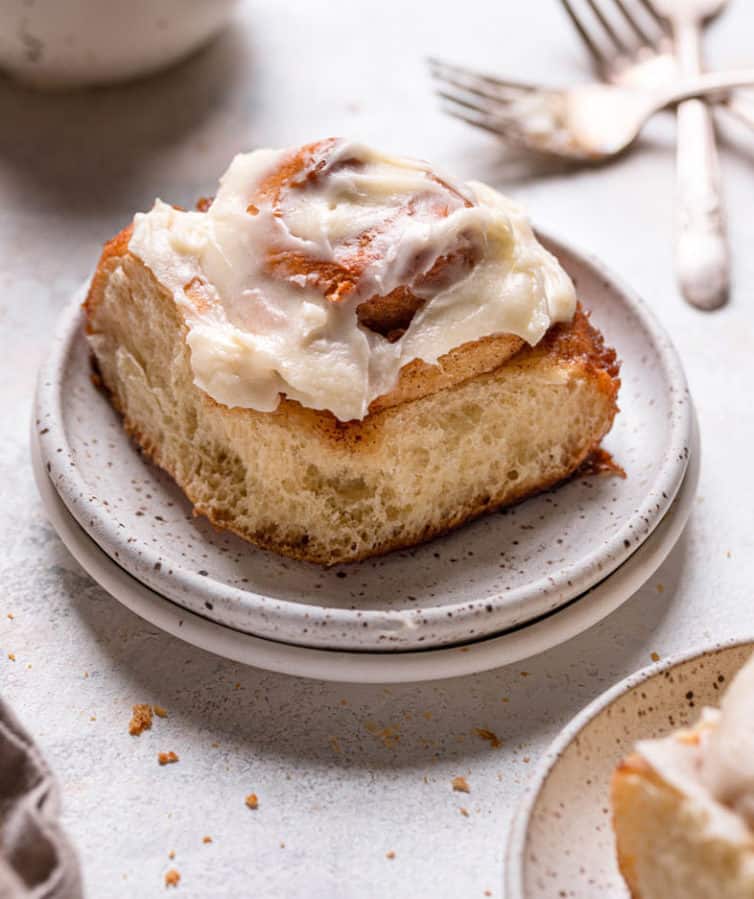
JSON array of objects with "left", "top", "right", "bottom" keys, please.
[
  {"left": 635, "top": 654, "right": 754, "bottom": 844},
  {"left": 128, "top": 140, "right": 577, "bottom": 421}
]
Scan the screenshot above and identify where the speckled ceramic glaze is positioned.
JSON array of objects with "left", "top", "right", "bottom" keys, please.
[
  {"left": 31, "top": 418, "right": 699, "bottom": 682},
  {"left": 505, "top": 639, "right": 754, "bottom": 899},
  {"left": 34, "top": 233, "right": 693, "bottom": 651}
]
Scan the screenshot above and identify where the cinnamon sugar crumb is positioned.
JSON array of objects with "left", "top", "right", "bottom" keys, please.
[
  {"left": 154, "top": 705, "right": 168, "bottom": 718},
  {"left": 245, "top": 793, "right": 259, "bottom": 810},
  {"left": 474, "top": 728, "right": 502, "bottom": 749},
  {"left": 158, "top": 751, "right": 179, "bottom": 766},
  {"left": 129, "top": 704, "right": 153, "bottom": 736},
  {"left": 168, "top": 851, "right": 175, "bottom": 860},
  {"left": 452, "top": 776, "right": 470, "bottom": 793},
  {"left": 7, "top": 613, "right": 13, "bottom": 620},
  {"left": 329, "top": 736, "right": 342, "bottom": 754},
  {"left": 7, "top": 653, "right": 15, "bottom": 662},
  {"left": 202, "top": 836, "right": 212, "bottom": 844},
  {"left": 651, "top": 652, "right": 661, "bottom": 662},
  {"left": 165, "top": 869, "right": 180, "bottom": 888},
  {"left": 460, "top": 807, "right": 470, "bottom": 817},
  {"left": 385, "top": 851, "right": 395, "bottom": 859}
]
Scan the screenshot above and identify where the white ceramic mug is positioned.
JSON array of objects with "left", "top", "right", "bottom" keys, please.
[{"left": 0, "top": 0, "right": 239, "bottom": 88}]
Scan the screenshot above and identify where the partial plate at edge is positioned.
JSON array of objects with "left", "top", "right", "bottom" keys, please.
[
  {"left": 34, "top": 232, "right": 692, "bottom": 651},
  {"left": 505, "top": 639, "right": 754, "bottom": 899}
]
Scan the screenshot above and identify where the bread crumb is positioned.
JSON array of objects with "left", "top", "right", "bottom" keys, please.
[
  {"left": 83, "top": 671, "right": 89, "bottom": 678},
  {"left": 423, "top": 711, "right": 432, "bottom": 720},
  {"left": 385, "top": 851, "right": 395, "bottom": 859},
  {"left": 519, "top": 671, "right": 529, "bottom": 677},
  {"left": 165, "top": 869, "right": 180, "bottom": 888},
  {"left": 365, "top": 722, "right": 400, "bottom": 748},
  {"left": 7, "top": 613, "right": 13, "bottom": 620},
  {"left": 7, "top": 653, "right": 15, "bottom": 662},
  {"left": 460, "top": 807, "right": 470, "bottom": 817},
  {"left": 154, "top": 705, "right": 168, "bottom": 718},
  {"left": 234, "top": 682, "right": 241, "bottom": 690},
  {"left": 484, "top": 891, "right": 492, "bottom": 896},
  {"left": 523, "top": 756, "right": 530, "bottom": 764},
  {"left": 211, "top": 741, "right": 219, "bottom": 748},
  {"left": 280, "top": 841, "right": 285, "bottom": 848},
  {"left": 168, "top": 851, "right": 175, "bottom": 860},
  {"left": 329, "top": 736, "right": 342, "bottom": 753},
  {"left": 651, "top": 651, "right": 661, "bottom": 662},
  {"left": 474, "top": 728, "right": 502, "bottom": 749},
  {"left": 452, "top": 776, "right": 470, "bottom": 793},
  {"left": 339, "top": 698, "right": 348, "bottom": 706},
  {"left": 245, "top": 793, "right": 259, "bottom": 810},
  {"left": 129, "top": 704, "right": 153, "bottom": 736},
  {"left": 158, "top": 751, "right": 179, "bottom": 765},
  {"left": 90, "top": 715, "right": 96, "bottom": 722},
  {"left": 202, "top": 836, "right": 212, "bottom": 844}
]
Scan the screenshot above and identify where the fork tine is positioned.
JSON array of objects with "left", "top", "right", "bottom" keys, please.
[
  {"left": 430, "top": 69, "right": 534, "bottom": 108},
  {"left": 559, "top": 0, "right": 609, "bottom": 67},
  {"left": 610, "top": 0, "right": 654, "bottom": 44},
  {"left": 442, "top": 106, "right": 515, "bottom": 139},
  {"left": 585, "top": 0, "right": 628, "bottom": 52},
  {"left": 427, "top": 57, "right": 539, "bottom": 93},
  {"left": 436, "top": 90, "right": 508, "bottom": 119},
  {"left": 635, "top": 0, "right": 667, "bottom": 28}
]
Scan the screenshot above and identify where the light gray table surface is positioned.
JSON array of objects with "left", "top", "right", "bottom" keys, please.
[{"left": 2, "top": 2, "right": 754, "bottom": 897}]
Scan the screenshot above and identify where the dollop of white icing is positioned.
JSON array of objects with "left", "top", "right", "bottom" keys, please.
[{"left": 128, "top": 140, "right": 577, "bottom": 421}]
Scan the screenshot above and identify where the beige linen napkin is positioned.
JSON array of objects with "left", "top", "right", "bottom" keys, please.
[{"left": 0, "top": 699, "right": 82, "bottom": 899}]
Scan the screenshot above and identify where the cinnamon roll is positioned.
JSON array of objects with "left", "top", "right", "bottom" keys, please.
[
  {"left": 612, "top": 655, "right": 754, "bottom": 899},
  {"left": 84, "top": 138, "right": 620, "bottom": 564}
]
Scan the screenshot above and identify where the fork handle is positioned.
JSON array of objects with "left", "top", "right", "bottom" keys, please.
[{"left": 673, "top": 19, "right": 729, "bottom": 310}]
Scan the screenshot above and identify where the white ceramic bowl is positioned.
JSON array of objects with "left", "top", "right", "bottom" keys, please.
[
  {"left": 34, "top": 232, "right": 694, "bottom": 651},
  {"left": 505, "top": 639, "right": 754, "bottom": 898},
  {"left": 0, "top": 0, "right": 238, "bottom": 88}
]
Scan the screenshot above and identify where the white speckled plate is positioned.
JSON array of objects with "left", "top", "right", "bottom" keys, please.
[
  {"left": 31, "top": 396, "right": 699, "bottom": 683},
  {"left": 505, "top": 638, "right": 754, "bottom": 899},
  {"left": 34, "top": 232, "right": 692, "bottom": 650}
]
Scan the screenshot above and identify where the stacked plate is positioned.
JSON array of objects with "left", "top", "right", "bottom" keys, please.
[{"left": 33, "top": 234, "right": 698, "bottom": 683}]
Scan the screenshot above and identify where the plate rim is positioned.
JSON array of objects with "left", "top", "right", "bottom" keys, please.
[
  {"left": 31, "top": 405, "right": 700, "bottom": 683},
  {"left": 504, "top": 632, "right": 754, "bottom": 898},
  {"left": 35, "top": 229, "right": 693, "bottom": 649}
]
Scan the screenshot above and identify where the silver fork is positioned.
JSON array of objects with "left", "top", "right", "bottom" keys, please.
[
  {"left": 429, "top": 59, "right": 754, "bottom": 161},
  {"left": 559, "top": 0, "right": 731, "bottom": 309}
]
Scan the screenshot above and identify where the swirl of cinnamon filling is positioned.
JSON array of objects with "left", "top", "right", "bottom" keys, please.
[{"left": 128, "top": 138, "right": 576, "bottom": 421}]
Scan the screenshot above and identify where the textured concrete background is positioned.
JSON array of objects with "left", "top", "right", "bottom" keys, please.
[{"left": 2, "top": 1, "right": 754, "bottom": 896}]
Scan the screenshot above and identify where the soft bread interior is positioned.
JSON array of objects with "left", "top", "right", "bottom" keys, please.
[
  {"left": 85, "top": 247, "right": 619, "bottom": 565},
  {"left": 612, "top": 753, "right": 754, "bottom": 899}
]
